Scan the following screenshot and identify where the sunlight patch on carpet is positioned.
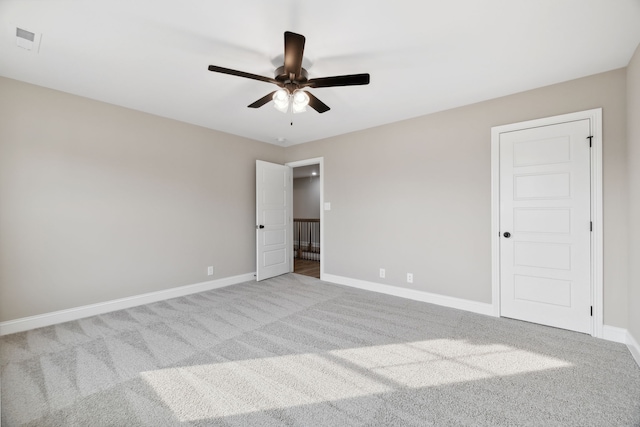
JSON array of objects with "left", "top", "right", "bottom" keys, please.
[{"left": 140, "top": 339, "right": 572, "bottom": 421}]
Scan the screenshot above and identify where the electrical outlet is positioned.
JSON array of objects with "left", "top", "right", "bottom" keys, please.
[
  {"left": 207, "top": 266, "right": 214, "bottom": 276},
  {"left": 407, "top": 273, "right": 413, "bottom": 283},
  {"left": 379, "top": 268, "right": 386, "bottom": 279}
]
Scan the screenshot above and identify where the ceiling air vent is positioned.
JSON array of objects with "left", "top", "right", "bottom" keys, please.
[{"left": 16, "top": 27, "right": 41, "bottom": 52}]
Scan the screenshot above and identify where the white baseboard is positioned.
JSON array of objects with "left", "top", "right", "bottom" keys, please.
[
  {"left": 599, "top": 325, "right": 640, "bottom": 369},
  {"left": 601, "top": 325, "right": 628, "bottom": 343},
  {"left": 322, "top": 273, "right": 495, "bottom": 317},
  {"left": 627, "top": 331, "right": 640, "bottom": 368},
  {"left": 321, "top": 274, "right": 640, "bottom": 369},
  {"left": 4, "top": 270, "right": 639, "bottom": 371},
  {"left": 0, "top": 273, "right": 256, "bottom": 336}
]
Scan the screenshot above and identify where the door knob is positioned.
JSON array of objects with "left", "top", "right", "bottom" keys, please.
[
  {"left": 503, "top": 232, "right": 511, "bottom": 238},
  {"left": 257, "top": 225, "right": 265, "bottom": 229}
]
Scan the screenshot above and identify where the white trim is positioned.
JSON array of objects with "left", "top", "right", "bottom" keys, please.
[
  {"left": 584, "top": 326, "right": 640, "bottom": 369},
  {"left": 0, "top": 273, "right": 255, "bottom": 336},
  {"left": 601, "top": 327, "right": 640, "bottom": 369},
  {"left": 286, "top": 157, "right": 324, "bottom": 280},
  {"left": 329, "top": 271, "right": 639, "bottom": 367},
  {"left": 601, "top": 325, "right": 628, "bottom": 343},
  {"left": 491, "top": 125, "right": 501, "bottom": 317},
  {"left": 323, "top": 273, "right": 495, "bottom": 317},
  {"left": 490, "top": 108, "right": 604, "bottom": 337},
  {"left": 628, "top": 331, "right": 640, "bottom": 368}
]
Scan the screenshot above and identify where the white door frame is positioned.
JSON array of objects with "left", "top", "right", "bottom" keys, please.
[
  {"left": 286, "top": 157, "right": 324, "bottom": 280},
  {"left": 491, "top": 108, "right": 603, "bottom": 337}
]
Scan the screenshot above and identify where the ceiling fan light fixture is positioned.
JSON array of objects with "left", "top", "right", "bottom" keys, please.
[
  {"left": 273, "top": 89, "right": 290, "bottom": 113},
  {"left": 292, "top": 90, "right": 309, "bottom": 114}
]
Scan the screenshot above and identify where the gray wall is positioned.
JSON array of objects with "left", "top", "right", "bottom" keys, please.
[
  {"left": 0, "top": 77, "right": 284, "bottom": 322},
  {"left": 285, "top": 69, "right": 629, "bottom": 328},
  {"left": 293, "top": 177, "right": 321, "bottom": 219},
  {"left": 0, "top": 67, "right": 633, "bottom": 330},
  {"left": 628, "top": 44, "right": 640, "bottom": 342}
]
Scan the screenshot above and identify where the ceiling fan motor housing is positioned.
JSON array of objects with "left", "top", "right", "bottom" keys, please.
[{"left": 275, "top": 66, "right": 308, "bottom": 93}]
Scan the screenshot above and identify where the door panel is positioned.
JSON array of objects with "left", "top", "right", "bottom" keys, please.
[
  {"left": 256, "top": 160, "right": 292, "bottom": 281},
  {"left": 500, "top": 119, "right": 591, "bottom": 333},
  {"left": 513, "top": 208, "right": 571, "bottom": 234},
  {"left": 514, "top": 173, "right": 570, "bottom": 199},
  {"left": 513, "top": 136, "right": 570, "bottom": 166},
  {"left": 514, "top": 242, "right": 571, "bottom": 270},
  {"left": 513, "top": 275, "right": 572, "bottom": 307}
]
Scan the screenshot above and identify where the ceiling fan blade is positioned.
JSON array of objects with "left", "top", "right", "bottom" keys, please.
[
  {"left": 208, "top": 65, "right": 280, "bottom": 85},
  {"left": 304, "top": 73, "right": 370, "bottom": 88},
  {"left": 305, "top": 91, "right": 330, "bottom": 113},
  {"left": 248, "top": 91, "right": 276, "bottom": 108},
  {"left": 284, "top": 31, "right": 305, "bottom": 79}
]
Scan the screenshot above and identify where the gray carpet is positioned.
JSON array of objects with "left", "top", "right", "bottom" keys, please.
[{"left": 1, "top": 273, "right": 639, "bottom": 426}]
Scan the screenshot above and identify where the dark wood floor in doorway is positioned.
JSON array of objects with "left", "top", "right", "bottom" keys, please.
[{"left": 294, "top": 259, "right": 320, "bottom": 278}]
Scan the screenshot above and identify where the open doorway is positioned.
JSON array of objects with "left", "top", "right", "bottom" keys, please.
[{"left": 291, "top": 163, "right": 321, "bottom": 278}]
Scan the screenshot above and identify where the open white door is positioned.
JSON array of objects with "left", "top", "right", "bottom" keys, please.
[{"left": 256, "top": 160, "right": 292, "bottom": 281}]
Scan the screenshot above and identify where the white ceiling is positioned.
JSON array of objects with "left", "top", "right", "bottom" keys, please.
[{"left": 2, "top": 1, "right": 639, "bottom": 146}]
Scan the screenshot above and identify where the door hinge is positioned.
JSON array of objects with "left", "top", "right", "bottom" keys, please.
[
  {"left": 590, "top": 221, "right": 593, "bottom": 232},
  {"left": 590, "top": 306, "right": 593, "bottom": 317},
  {"left": 587, "top": 136, "right": 593, "bottom": 147}
]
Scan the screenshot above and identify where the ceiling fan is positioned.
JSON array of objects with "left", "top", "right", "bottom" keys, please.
[{"left": 207, "top": 31, "right": 370, "bottom": 114}]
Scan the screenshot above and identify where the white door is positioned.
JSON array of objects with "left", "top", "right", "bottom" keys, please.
[
  {"left": 499, "top": 119, "right": 592, "bottom": 333},
  {"left": 256, "top": 160, "right": 292, "bottom": 281}
]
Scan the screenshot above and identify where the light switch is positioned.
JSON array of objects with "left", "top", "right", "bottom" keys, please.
[{"left": 324, "top": 202, "right": 331, "bottom": 211}]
